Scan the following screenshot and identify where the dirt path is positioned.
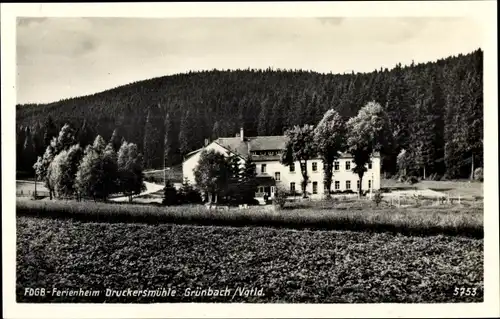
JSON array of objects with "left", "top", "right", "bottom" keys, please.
[{"left": 109, "top": 182, "right": 164, "bottom": 202}]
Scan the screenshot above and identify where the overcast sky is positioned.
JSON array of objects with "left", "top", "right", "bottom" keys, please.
[{"left": 16, "top": 17, "right": 482, "bottom": 104}]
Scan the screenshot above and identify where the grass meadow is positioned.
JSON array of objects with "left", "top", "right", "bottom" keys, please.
[
  {"left": 381, "top": 179, "right": 484, "bottom": 199},
  {"left": 16, "top": 198, "right": 483, "bottom": 238}
]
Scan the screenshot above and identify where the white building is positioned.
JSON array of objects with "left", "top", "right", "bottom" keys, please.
[{"left": 182, "top": 128, "right": 381, "bottom": 199}]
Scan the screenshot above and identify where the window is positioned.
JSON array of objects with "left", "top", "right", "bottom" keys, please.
[
  {"left": 345, "top": 161, "right": 351, "bottom": 170},
  {"left": 312, "top": 182, "right": 318, "bottom": 194},
  {"left": 275, "top": 172, "right": 281, "bottom": 181},
  {"left": 261, "top": 164, "right": 266, "bottom": 173},
  {"left": 290, "top": 163, "right": 295, "bottom": 172},
  {"left": 290, "top": 182, "right": 296, "bottom": 192},
  {"left": 335, "top": 181, "right": 340, "bottom": 190},
  {"left": 334, "top": 161, "right": 340, "bottom": 171},
  {"left": 258, "top": 186, "right": 264, "bottom": 193},
  {"left": 346, "top": 180, "right": 351, "bottom": 190},
  {"left": 368, "top": 180, "right": 372, "bottom": 189},
  {"left": 312, "top": 162, "right": 318, "bottom": 172},
  {"left": 368, "top": 162, "right": 372, "bottom": 169},
  {"left": 357, "top": 180, "right": 360, "bottom": 189}
]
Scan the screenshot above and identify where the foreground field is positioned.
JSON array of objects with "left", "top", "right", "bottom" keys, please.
[
  {"left": 16, "top": 216, "right": 483, "bottom": 303},
  {"left": 16, "top": 199, "right": 483, "bottom": 238}
]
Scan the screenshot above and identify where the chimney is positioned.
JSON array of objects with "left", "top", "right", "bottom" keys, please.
[
  {"left": 204, "top": 138, "right": 209, "bottom": 147},
  {"left": 240, "top": 127, "right": 244, "bottom": 141}
]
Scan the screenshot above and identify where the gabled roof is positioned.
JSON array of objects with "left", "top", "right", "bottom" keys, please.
[
  {"left": 248, "top": 136, "right": 288, "bottom": 151},
  {"left": 183, "top": 135, "right": 381, "bottom": 162},
  {"left": 183, "top": 147, "right": 204, "bottom": 160},
  {"left": 214, "top": 135, "right": 288, "bottom": 157},
  {"left": 214, "top": 137, "right": 251, "bottom": 158}
]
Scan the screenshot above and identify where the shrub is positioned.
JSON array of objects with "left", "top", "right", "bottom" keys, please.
[
  {"left": 373, "top": 191, "right": 383, "bottom": 207},
  {"left": 407, "top": 176, "right": 419, "bottom": 185},
  {"left": 248, "top": 198, "right": 260, "bottom": 206},
  {"left": 329, "top": 190, "right": 356, "bottom": 195},
  {"left": 473, "top": 167, "right": 483, "bottom": 182},
  {"left": 273, "top": 188, "right": 287, "bottom": 209},
  {"left": 162, "top": 180, "right": 178, "bottom": 206},
  {"left": 178, "top": 179, "right": 202, "bottom": 204}
]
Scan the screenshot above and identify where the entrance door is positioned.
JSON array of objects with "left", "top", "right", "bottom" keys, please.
[{"left": 264, "top": 186, "right": 271, "bottom": 197}]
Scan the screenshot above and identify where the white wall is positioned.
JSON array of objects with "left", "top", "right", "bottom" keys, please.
[
  {"left": 182, "top": 143, "right": 245, "bottom": 186},
  {"left": 183, "top": 142, "right": 381, "bottom": 196},
  {"left": 257, "top": 156, "right": 381, "bottom": 195}
]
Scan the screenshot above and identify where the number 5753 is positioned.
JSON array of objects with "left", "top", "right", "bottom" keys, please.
[{"left": 453, "top": 287, "right": 477, "bottom": 296}]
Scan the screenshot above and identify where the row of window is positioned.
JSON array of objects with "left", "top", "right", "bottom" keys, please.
[
  {"left": 252, "top": 150, "right": 280, "bottom": 156},
  {"left": 289, "top": 180, "right": 372, "bottom": 194},
  {"left": 260, "top": 161, "right": 372, "bottom": 174}
]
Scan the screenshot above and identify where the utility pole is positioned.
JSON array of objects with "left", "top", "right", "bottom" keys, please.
[
  {"left": 470, "top": 152, "right": 475, "bottom": 181},
  {"left": 163, "top": 151, "right": 167, "bottom": 187}
]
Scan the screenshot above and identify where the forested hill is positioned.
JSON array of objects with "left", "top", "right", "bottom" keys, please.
[{"left": 16, "top": 49, "right": 483, "bottom": 179}]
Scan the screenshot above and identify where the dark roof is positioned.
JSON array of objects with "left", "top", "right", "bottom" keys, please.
[
  {"left": 214, "top": 135, "right": 288, "bottom": 158},
  {"left": 255, "top": 176, "right": 276, "bottom": 186},
  {"left": 214, "top": 138, "right": 251, "bottom": 158},
  {"left": 248, "top": 136, "right": 288, "bottom": 151},
  {"left": 184, "top": 135, "right": 381, "bottom": 162}
]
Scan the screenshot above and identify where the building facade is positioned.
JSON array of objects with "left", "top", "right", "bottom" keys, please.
[{"left": 182, "top": 128, "right": 381, "bottom": 199}]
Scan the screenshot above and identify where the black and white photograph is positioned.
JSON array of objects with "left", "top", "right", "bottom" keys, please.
[{"left": 2, "top": 2, "right": 499, "bottom": 318}]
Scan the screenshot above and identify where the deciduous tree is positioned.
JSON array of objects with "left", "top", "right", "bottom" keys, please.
[
  {"left": 117, "top": 141, "right": 146, "bottom": 202},
  {"left": 193, "top": 149, "right": 230, "bottom": 204},
  {"left": 33, "top": 137, "right": 57, "bottom": 199},
  {"left": 347, "top": 101, "right": 391, "bottom": 197},
  {"left": 314, "top": 109, "right": 346, "bottom": 197},
  {"left": 281, "top": 124, "right": 317, "bottom": 198},
  {"left": 55, "top": 123, "right": 76, "bottom": 153}
]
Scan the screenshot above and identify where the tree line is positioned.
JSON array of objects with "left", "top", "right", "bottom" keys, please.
[
  {"left": 33, "top": 124, "right": 145, "bottom": 201},
  {"left": 17, "top": 49, "right": 483, "bottom": 180}
]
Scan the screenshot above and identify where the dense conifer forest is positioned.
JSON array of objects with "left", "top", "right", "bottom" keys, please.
[{"left": 16, "top": 49, "right": 483, "bottom": 179}]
